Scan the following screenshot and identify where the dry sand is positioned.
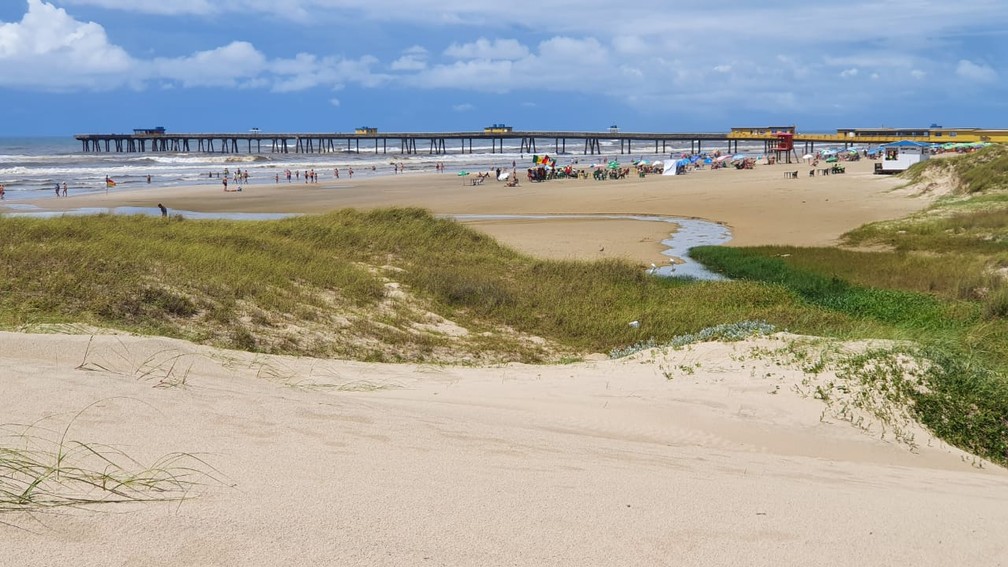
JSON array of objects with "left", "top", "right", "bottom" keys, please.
[
  {"left": 2, "top": 333, "right": 1006, "bottom": 566},
  {"left": 5, "top": 157, "right": 1008, "bottom": 565}
]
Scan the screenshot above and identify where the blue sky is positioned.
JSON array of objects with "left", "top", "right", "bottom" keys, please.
[{"left": 0, "top": 0, "right": 1005, "bottom": 136}]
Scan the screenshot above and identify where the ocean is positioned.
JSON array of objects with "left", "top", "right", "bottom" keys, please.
[{"left": 0, "top": 135, "right": 770, "bottom": 201}]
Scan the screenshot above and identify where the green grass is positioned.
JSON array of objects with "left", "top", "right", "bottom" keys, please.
[
  {"left": 685, "top": 145, "right": 1008, "bottom": 464},
  {"left": 1, "top": 404, "right": 217, "bottom": 515}
]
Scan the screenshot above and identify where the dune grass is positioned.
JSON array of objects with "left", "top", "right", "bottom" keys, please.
[
  {"left": 687, "top": 145, "right": 1008, "bottom": 464},
  {"left": 1, "top": 404, "right": 217, "bottom": 516}
]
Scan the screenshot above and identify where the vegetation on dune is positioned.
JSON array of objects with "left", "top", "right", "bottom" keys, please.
[
  {"left": 2, "top": 145, "right": 1008, "bottom": 464},
  {"left": 689, "top": 145, "right": 1008, "bottom": 465}
]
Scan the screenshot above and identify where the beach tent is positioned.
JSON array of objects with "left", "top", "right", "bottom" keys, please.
[{"left": 663, "top": 158, "right": 691, "bottom": 176}]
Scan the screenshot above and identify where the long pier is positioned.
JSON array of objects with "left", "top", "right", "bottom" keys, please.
[
  {"left": 74, "top": 130, "right": 793, "bottom": 156},
  {"left": 74, "top": 128, "right": 1005, "bottom": 156}
]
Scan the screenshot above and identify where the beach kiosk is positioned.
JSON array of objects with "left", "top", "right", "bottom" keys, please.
[
  {"left": 874, "top": 140, "right": 930, "bottom": 174},
  {"left": 355, "top": 126, "right": 378, "bottom": 135}
]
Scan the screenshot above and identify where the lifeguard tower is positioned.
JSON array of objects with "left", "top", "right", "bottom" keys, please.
[{"left": 773, "top": 131, "right": 799, "bottom": 164}]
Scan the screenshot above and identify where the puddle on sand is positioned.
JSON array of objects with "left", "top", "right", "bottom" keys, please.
[
  {"left": 1, "top": 203, "right": 295, "bottom": 221},
  {"left": 451, "top": 214, "right": 732, "bottom": 280}
]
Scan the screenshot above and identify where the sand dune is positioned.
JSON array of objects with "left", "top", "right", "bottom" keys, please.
[{"left": 2, "top": 332, "right": 1006, "bottom": 566}]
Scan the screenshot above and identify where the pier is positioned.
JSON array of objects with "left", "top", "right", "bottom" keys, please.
[
  {"left": 74, "top": 130, "right": 741, "bottom": 156},
  {"left": 73, "top": 127, "right": 1008, "bottom": 156}
]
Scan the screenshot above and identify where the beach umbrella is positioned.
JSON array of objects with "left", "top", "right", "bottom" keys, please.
[
  {"left": 651, "top": 160, "right": 663, "bottom": 167},
  {"left": 716, "top": 155, "right": 732, "bottom": 162},
  {"left": 732, "top": 154, "right": 747, "bottom": 160},
  {"left": 608, "top": 160, "right": 620, "bottom": 169},
  {"left": 457, "top": 171, "right": 469, "bottom": 176}
]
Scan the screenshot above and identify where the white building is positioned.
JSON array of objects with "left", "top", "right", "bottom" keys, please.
[{"left": 875, "top": 140, "right": 930, "bottom": 174}]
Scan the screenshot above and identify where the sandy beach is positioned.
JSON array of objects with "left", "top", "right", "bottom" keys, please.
[
  {"left": 15, "top": 157, "right": 921, "bottom": 265},
  {"left": 5, "top": 157, "right": 1007, "bottom": 565}
]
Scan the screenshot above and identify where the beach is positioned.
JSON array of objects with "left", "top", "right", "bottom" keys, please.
[
  {"left": 13, "top": 157, "right": 922, "bottom": 264},
  {"left": 5, "top": 155, "right": 1007, "bottom": 565}
]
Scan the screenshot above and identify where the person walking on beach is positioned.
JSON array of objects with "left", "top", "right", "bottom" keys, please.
[
  {"left": 54, "top": 183, "right": 60, "bottom": 197},
  {"left": 223, "top": 177, "right": 228, "bottom": 191},
  {"left": 62, "top": 182, "right": 67, "bottom": 197},
  {"left": 0, "top": 184, "right": 5, "bottom": 200},
  {"left": 158, "top": 203, "right": 167, "bottom": 217},
  {"left": 348, "top": 167, "right": 353, "bottom": 179}
]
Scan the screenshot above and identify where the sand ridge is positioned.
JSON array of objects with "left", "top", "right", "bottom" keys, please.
[{"left": 2, "top": 332, "right": 1007, "bottom": 565}]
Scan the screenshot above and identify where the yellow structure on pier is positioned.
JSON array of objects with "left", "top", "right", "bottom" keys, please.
[
  {"left": 355, "top": 127, "right": 378, "bottom": 135},
  {"left": 728, "top": 126, "right": 1008, "bottom": 144},
  {"left": 484, "top": 124, "right": 512, "bottom": 134}
]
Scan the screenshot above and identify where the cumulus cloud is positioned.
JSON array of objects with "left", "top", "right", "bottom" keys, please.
[
  {"left": 0, "top": 0, "right": 134, "bottom": 89},
  {"left": 0, "top": 1, "right": 385, "bottom": 92},
  {"left": 955, "top": 59, "right": 997, "bottom": 83},
  {"left": 444, "top": 38, "right": 529, "bottom": 61},
  {"left": 840, "top": 68, "right": 858, "bottom": 78},
  {"left": 452, "top": 103, "right": 473, "bottom": 112},
  {"left": 151, "top": 42, "right": 267, "bottom": 88},
  {"left": 391, "top": 46, "right": 428, "bottom": 71}
]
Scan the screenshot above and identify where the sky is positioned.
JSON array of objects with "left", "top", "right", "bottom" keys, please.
[{"left": 0, "top": 0, "right": 1005, "bottom": 136}]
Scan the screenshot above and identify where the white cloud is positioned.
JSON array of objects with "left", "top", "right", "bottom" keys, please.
[
  {"left": 0, "top": 0, "right": 134, "bottom": 89},
  {"left": 444, "top": 38, "right": 529, "bottom": 61},
  {"left": 151, "top": 42, "right": 266, "bottom": 88},
  {"left": 452, "top": 103, "right": 473, "bottom": 112},
  {"left": 61, "top": 0, "right": 215, "bottom": 15},
  {"left": 0, "top": 1, "right": 386, "bottom": 92},
  {"left": 391, "top": 46, "right": 428, "bottom": 71},
  {"left": 329, "top": 97, "right": 340, "bottom": 106},
  {"left": 956, "top": 59, "right": 997, "bottom": 83},
  {"left": 840, "top": 68, "right": 858, "bottom": 78}
]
